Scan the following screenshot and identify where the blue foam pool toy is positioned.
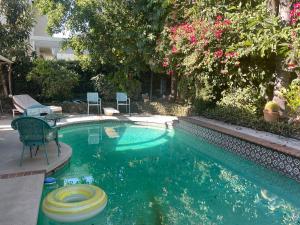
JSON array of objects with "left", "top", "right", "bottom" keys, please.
[{"left": 44, "top": 177, "right": 56, "bottom": 184}]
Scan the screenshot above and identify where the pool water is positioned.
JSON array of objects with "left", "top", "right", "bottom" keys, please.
[{"left": 38, "top": 122, "right": 300, "bottom": 225}]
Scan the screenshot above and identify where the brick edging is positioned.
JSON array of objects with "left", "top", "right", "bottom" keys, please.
[{"left": 0, "top": 170, "right": 45, "bottom": 179}]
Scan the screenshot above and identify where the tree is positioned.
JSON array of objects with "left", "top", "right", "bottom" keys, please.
[
  {"left": 0, "top": 0, "right": 34, "bottom": 96},
  {"left": 34, "top": 0, "right": 170, "bottom": 91}
]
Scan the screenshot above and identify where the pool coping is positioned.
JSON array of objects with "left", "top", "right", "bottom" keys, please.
[
  {"left": 179, "top": 117, "right": 300, "bottom": 159},
  {"left": 0, "top": 142, "right": 72, "bottom": 179}
]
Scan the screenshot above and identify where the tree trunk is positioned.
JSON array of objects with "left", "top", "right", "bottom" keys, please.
[
  {"left": 267, "top": 0, "right": 279, "bottom": 15},
  {"left": 279, "top": 0, "right": 292, "bottom": 23},
  {"left": 150, "top": 72, "right": 153, "bottom": 101},
  {"left": 0, "top": 64, "right": 9, "bottom": 97},
  {"left": 170, "top": 74, "right": 177, "bottom": 101},
  {"left": 8, "top": 64, "right": 12, "bottom": 95},
  {"left": 273, "top": 57, "right": 291, "bottom": 112}
]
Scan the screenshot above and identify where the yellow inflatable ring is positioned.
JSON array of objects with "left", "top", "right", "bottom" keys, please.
[{"left": 42, "top": 184, "right": 107, "bottom": 223}]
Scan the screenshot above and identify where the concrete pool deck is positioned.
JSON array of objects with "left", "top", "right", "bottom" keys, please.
[
  {"left": 0, "top": 174, "right": 44, "bottom": 225},
  {"left": 1, "top": 113, "right": 300, "bottom": 225}
]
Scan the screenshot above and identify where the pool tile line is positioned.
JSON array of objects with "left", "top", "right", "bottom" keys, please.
[
  {"left": 176, "top": 118, "right": 300, "bottom": 182},
  {"left": 180, "top": 117, "right": 300, "bottom": 156}
]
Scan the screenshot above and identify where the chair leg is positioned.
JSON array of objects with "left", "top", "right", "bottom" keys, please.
[
  {"left": 55, "top": 139, "right": 61, "bottom": 157},
  {"left": 20, "top": 145, "right": 25, "bottom": 166},
  {"left": 30, "top": 147, "right": 33, "bottom": 158},
  {"left": 87, "top": 104, "right": 89, "bottom": 115},
  {"left": 35, "top": 146, "right": 39, "bottom": 156},
  {"left": 43, "top": 144, "right": 49, "bottom": 165}
]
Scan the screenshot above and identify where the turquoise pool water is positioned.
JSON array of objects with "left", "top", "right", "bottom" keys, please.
[{"left": 38, "top": 121, "right": 300, "bottom": 225}]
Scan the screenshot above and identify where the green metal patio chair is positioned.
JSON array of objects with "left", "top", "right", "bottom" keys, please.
[{"left": 11, "top": 116, "right": 61, "bottom": 166}]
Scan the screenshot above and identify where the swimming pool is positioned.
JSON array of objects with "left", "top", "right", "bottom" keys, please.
[{"left": 38, "top": 121, "right": 300, "bottom": 225}]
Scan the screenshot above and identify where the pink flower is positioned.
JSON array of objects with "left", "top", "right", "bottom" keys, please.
[
  {"left": 172, "top": 45, "right": 178, "bottom": 54},
  {"left": 223, "top": 19, "right": 232, "bottom": 26},
  {"left": 225, "top": 52, "right": 237, "bottom": 58},
  {"left": 162, "top": 58, "right": 169, "bottom": 67},
  {"left": 293, "top": 2, "right": 300, "bottom": 9},
  {"left": 288, "top": 63, "right": 297, "bottom": 69},
  {"left": 189, "top": 35, "right": 197, "bottom": 44},
  {"left": 167, "top": 70, "right": 174, "bottom": 76},
  {"left": 216, "top": 15, "right": 223, "bottom": 21},
  {"left": 181, "top": 23, "right": 195, "bottom": 33},
  {"left": 214, "top": 49, "right": 224, "bottom": 58},
  {"left": 290, "top": 3, "right": 300, "bottom": 25},
  {"left": 170, "top": 26, "right": 178, "bottom": 35},
  {"left": 214, "top": 29, "right": 223, "bottom": 40}
]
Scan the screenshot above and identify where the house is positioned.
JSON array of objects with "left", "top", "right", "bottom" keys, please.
[{"left": 30, "top": 10, "right": 75, "bottom": 60}]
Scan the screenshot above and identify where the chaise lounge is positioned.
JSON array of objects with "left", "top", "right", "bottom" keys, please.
[{"left": 12, "top": 94, "right": 62, "bottom": 117}]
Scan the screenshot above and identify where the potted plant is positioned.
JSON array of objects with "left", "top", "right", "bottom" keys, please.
[{"left": 263, "top": 101, "right": 280, "bottom": 122}]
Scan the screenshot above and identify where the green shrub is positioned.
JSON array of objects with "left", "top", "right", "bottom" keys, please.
[
  {"left": 193, "top": 76, "right": 220, "bottom": 113},
  {"left": 282, "top": 78, "right": 300, "bottom": 117},
  {"left": 27, "top": 59, "right": 79, "bottom": 100},
  {"left": 199, "top": 105, "right": 299, "bottom": 137},
  {"left": 219, "top": 87, "right": 265, "bottom": 115},
  {"left": 91, "top": 71, "right": 142, "bottom": 100},
  {"left": 194, "top": 98, "right": 215, "bottom": 114}
]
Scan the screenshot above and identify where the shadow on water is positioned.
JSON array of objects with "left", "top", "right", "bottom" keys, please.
[{"left": 136, "top": 191, "right": 164, "bottom": 225}]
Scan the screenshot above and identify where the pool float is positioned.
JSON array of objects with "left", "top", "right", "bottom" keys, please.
[
  {"left": 44, "top": 177, "right": 56, "bottom": 185},
  {"left": 42, "top": 184, "right": 107, "bottom": 223}
]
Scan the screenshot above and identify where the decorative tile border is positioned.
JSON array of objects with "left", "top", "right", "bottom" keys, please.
[{"left": 175, "top": 119, "right": 300, "bottom": 182}]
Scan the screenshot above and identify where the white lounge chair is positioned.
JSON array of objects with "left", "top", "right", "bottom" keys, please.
[
  {"left": 12, "top": 94, "right": 62, "bottom": 117},
  {"left": 116, "top": 92, "right": 130, "bottom": 114},
  {"left": 87, "top": 92, "right": 101, "bottom": 114}
]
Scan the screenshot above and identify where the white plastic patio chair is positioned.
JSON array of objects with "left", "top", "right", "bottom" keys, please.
[
  {"left": 87, "top": 92, "right": 101, "bottom": 114},
  {"left": 116, "top": 92, "right": 130, "bottom": 114}
]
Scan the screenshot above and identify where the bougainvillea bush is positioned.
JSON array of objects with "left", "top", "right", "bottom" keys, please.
[{"left": 156, "top": 1, "right": 299, "bottom": 112}]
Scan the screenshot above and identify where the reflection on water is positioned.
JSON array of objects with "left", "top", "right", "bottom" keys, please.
[
  {"left": 38, "top": 122, "right": 300, "bottom": 225},
  {"left": 88, "top": 127, "right": 102, "bottom": 145}
]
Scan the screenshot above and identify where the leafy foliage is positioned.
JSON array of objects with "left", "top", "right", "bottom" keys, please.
[
  {"left": 34, "top": 0, "right": 170, "bottom": 76},
  {"left": 199, "top": 105, "right": 299, "bottom": 137},
  {"left": 27, "top": 59, "right": 79, "bottom": 100},
  {"left": 0, "top": 0, "right": 34, "bottom": 59},
  {"left": 219, "top": 87, "right": 265, "bottom": 115},
  {"left": 282, "top": 78, "right": 300, "bottom": 115},
  {"left": 0, "top": 0, "right": 35, "bottom": 96},
  {"left": 91, "top": 72, "right": 141, "bottom": 100}
]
